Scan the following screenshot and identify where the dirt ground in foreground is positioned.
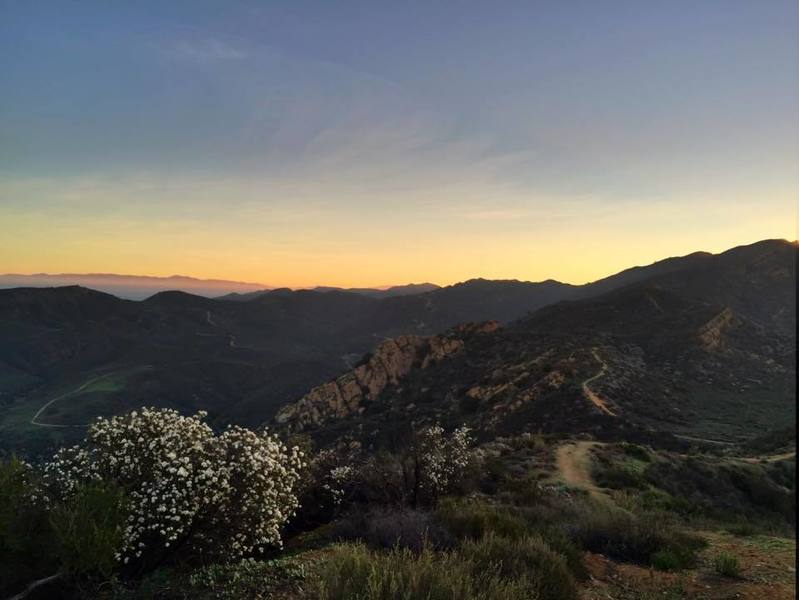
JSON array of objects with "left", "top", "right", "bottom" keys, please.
[{"left": 581, "top": 531, "right": 796, "bottom": 600}]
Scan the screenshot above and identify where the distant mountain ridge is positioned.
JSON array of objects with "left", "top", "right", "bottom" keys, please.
[
  {"left": 0, "top": 273, "right": 271, "bottom": 301},
  {"left": 0, "top": 273, "right": 442, "bottom": 302},
  {"left": 0, "top": 239, "right": 794, "bottom": 456},
  {"left": 275, "top": 239, "right": 796, "bottom": 448},
  {"left": 219, "top": 283, "right": 441, "bottom": 302}
]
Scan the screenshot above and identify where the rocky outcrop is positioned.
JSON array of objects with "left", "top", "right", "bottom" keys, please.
[
  {"left": 697, "top": 307, "right": 738, "bottom": 352},
  {"left": 275, "top": 322, "right": 498, "bottom": 431}
]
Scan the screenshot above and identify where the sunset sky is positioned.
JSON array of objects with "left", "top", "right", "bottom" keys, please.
[{"left": 1, "top": 1, "right": 797, "bottom": 288}]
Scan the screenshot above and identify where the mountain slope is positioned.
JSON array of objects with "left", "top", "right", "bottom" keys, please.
[
  {"left": 1, "top": 239, "right": 793, "bottom": 455},
  {"left": 274, "top": 240, "right": 796, "bottom": 447}
]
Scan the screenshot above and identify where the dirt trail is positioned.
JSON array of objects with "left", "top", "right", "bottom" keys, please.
[
  {"left": 555, "top": 441, "right": 607, "bottom": 501},
  {"left": 31, "top": 366, "right": 153, "bottom": 428},
  {"left": 673, "top": 433, "right": 732, "bottom": 446},
  {"left": 582, "top": 348, "right": 616, "bottom": 416},
  {"left": 197, "top": 311, "right": 240, "bottom": 348},
  {"left": 30, "top": 376, "right": 106, "bottom": 428},
  {"left": 584, "top": 531, "right": 796, "bottom": 600},
  {"left": 741, "top": 451, "right": 796, "bottom": 464}
]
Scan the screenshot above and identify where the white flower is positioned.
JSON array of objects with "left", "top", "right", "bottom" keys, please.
[{"left": 40, "top": 407, "right": 303, "bottom": 564}]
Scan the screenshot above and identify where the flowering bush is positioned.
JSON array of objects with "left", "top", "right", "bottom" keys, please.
[
  {"left": 291, "top": 445, "right": 361, "bottom": 529},
  {"left": 415, "top": 425, "right": 473, "bottom": 499},
  {"left": 42, "top": 408, "right": 304, "bottom": 567},
  {"left": 353, "top": 423, "right": 475, "bottom": 508}
]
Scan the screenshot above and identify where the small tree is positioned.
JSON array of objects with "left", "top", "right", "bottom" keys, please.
[
  {"left": 408, "top": 424, "right": 473, "bottom": 508},
  {"left": 296, "top": 424, "right": 475, "bottom": 513},
  {"left": 291, "top": 442, "right": 363, "bottom": 531}
]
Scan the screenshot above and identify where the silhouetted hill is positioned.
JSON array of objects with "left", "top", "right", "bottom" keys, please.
[
  {"left": 218, "top": 283, "right": 440, "bottom": 301},
  {"left": 311, "top": 283, "right": 441, "bottom": 298},
  {"left": 580, "top": 251, "right": 713, "bottom": 296},
  {"left": 0, "top": 285, "right": 129, "bottom": 324},
  {"left": 0, "top": 273, "right": 270, "bottom": 300},
  {"left": 0, "top": 239, "right": 794, "bottom": 456},
  {"left": 275, "top": 240, "right": 796, "bottom": 448},
  {"left": 143, "top": 290, "right": 218, "bottom": 308}
]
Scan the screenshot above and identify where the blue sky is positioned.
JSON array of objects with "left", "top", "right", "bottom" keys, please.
[{"left": 1, "top": 1, "right": 797, "bottom": 286}]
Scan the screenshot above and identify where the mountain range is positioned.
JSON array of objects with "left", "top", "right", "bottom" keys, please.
[
  {"left": 0, "top": 239, "right": 794, "bottom": 456},
  {"left": 0, "top": 273, "right": 442, "bottom": 301},
  {"left": 275, "top": 239, "right": 796, "bottom": 450},
  {"left": 0, "top": 273, "right": 270, "bottom": 301}
]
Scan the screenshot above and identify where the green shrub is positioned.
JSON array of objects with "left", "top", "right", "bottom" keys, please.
[
  {"left": 188, "top": 556, "right": 307, "bottom": 599},
  {"left": 526, "top": 526, "right": 588, "bottom": 581},
  {"left": 459, "top": 533, "right": 578, "bottom": 600},
  {"left": 723, "top": 519, "right": 760, "bottom": 537},
  {"left": 107, "top": 567, "right": 182, "bottom": 599},
  {"left": 713, "top": 552, "right": 741, "bottom": 578},
  {"left": 434, "top": 499, "right": 527, "bottom": 541},
  {"left": 332, "top": 508, "right": 454, "bottom": 552},
  {"left": 501, "top": 473, "right": 550, "bottom": 505},
  {"left": 0, "top": 457, "right": 58, "bottom": 595},
  {"left": 726, "top": 465, "right": 795, "bottom": 523},
  {"left": 505, "top": 501, "right": 588, "bottom": 580},
  {"left": 49, "top": 482, "right": 126, "bottom": 579},
  {"left": 620, "top": 443, "right": 651, "bottom": 462},
  {"left": 593, "top": 463, "right": 647, "bottom": 490},
  {"left": 314, "top": 543, "right": 536, "bottom": 600},
  {"left": 651, "top": 547, "right": 696, "bottom": 571},
  {"left": 435, "top": 498, "right": 587, "bottom": 581},
  {"left": 509, "top": 433, "right": 548, "bottom": 451},
  {"left": 642, "top": 455, "right": 795, "bottom": 531},
  {"left": 622, "top": 488, "right": 697, "bottom": 516},
  {"left": 572, "top": 507, "right": 704, "bottom": 569}
]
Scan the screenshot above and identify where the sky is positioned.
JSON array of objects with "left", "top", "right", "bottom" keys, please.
[{"left": 1, "top": 1, "right": 797, "bottom": 288}]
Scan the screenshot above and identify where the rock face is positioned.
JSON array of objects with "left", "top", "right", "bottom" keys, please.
[
  {"left": 697, "top": 307, "right": 738, "bottom": 352},
  {"left": 275, "top": 322, "right": 498, "bottom": 431}
]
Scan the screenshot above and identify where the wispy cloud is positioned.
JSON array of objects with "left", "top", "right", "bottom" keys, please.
[{"left": 170, "top": 40, "right": 247, "bottom": 61}]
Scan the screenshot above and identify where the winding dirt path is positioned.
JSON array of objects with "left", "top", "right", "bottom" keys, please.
[
  {"left": 555, "top": 441, "right": 607, "bottom": 501},
  {"left": 30, "top": 376, "right": 106, "bottom": 428},
  {"left": 582, "top": 348, "right": 616, "bottom": 416},
  {"left": 741, "top": 451, "right": 796, "bottom": 464},
  {"left": 673, "top": 433, "right": 732, "bottom": 446},
  {"left": 30, "top": 366, "right": 153, "bottom": 428},
  {"left": 199, "top": 310, "right": 241, "bottom": 348}
]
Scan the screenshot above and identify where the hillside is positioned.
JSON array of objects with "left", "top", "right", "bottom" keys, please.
[
  {"left": 0, "top": 239, "right": 795, "bottom": 600},
  {"left": 0, "top": 276, "right": 579, "bottom": 455},
  {"left": 274, "top": 239, "right": 796, "bottom": 448},
  {"left": 0, "top": 239, "right": 794, "bottom": 456}
]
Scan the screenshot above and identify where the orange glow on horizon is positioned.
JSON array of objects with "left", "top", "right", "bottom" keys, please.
[{"left": 1, "top": 177, "right": 795, "bottom": 289}]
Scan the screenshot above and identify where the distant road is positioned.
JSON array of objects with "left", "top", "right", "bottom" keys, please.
[
  {"left": 30, "top": 367, "right": 152, "bottom": 428},
  {"left": 198, "top": 310, "right": 240, "bottom": 348},
  {"left": 30, "top": 376, "right": 106, "bottom": 428},
  {"left": 673, "top": 434, "right": 732, "bottom": 446}
]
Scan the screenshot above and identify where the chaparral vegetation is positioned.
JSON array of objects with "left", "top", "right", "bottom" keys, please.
[
  {"left": 3, "top": 405, "right": 793, "bottom": 599},
  {"left": 2, "top": 408, "right": 304, "bottom": 597}
]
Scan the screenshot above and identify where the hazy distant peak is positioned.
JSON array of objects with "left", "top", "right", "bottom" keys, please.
[
  {"left": 308, "top": 283, "right": 441, "bottom": 299},
  {"left": 0, "top": 273, "right": 271, "bottom": 301}
]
